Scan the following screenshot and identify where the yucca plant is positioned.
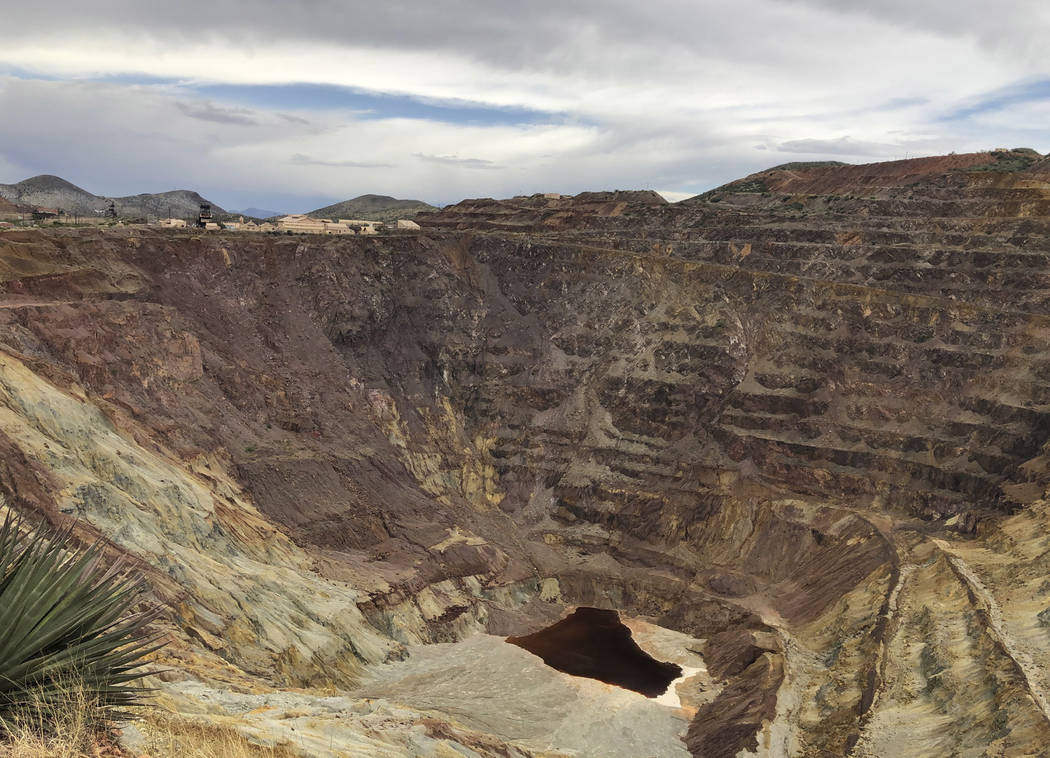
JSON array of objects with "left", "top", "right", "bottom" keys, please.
[{"left": 0, "top": 512, "right": 161, "bottom": 729}]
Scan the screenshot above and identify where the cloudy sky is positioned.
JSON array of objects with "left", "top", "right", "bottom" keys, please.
[{"left": 1, "top": 1, "right": 1048, "bottom": 212}]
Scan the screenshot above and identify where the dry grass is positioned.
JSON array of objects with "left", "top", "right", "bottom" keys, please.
[
  {"left": 0, "top": 683, "right": 297, "bottom": 758},
  {"left": 134, "top": 711, "right": 298, "bottom": 758},
  {"left": 0, "top": 679, "right": 119, "bottom": 758}
]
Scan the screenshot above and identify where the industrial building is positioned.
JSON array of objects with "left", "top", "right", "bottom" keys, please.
[{"left": 275, "top": 215, "right": 383, "bottom": 235}]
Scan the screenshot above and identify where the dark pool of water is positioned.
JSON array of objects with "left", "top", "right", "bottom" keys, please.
[{"left": 506, "top": 606, "right": 682, "bottom": 697}]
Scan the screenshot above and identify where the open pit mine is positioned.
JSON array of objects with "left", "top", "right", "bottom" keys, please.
[{"left": 3, "top": 149, "right": 1050, "bottom": 757}]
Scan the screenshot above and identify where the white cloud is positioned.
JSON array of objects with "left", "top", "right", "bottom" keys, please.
[{"left": 776, "top": 137, "right": 900, "bottom": 157}]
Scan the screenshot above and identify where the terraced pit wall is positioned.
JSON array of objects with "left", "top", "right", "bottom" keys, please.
[{"left": 2, "top": 150, "right": 1050, "bottom": 755}]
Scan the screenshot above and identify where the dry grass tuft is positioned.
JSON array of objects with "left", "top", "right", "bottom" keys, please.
[
  {"left": 134, "top": 711, "right": 298, "bottom": 758},
  {"left": 0, "top": 679, "right": 121, "bottom": 758},
  {"left": 0, "top": 682, "right": 297, "bottom": 758}
]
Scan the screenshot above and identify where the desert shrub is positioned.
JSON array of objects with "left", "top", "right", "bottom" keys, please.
[
  {"left": 730, "top": 179, "right": 769, "bottom": 194},
  {"left": 0, "top": 513, "right": 160, "bottom": 731},
  {"left": 769, "top": 161, "right": 850, "bottom": 171}
]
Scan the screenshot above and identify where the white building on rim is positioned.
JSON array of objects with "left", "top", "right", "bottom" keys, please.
[{"left": 275, "top": 215, "right": 383, "bottom": 235}]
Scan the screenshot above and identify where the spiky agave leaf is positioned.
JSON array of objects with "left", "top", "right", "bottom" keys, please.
[{"left": 0, "top": 513, "right": 162, "bottom": 723}]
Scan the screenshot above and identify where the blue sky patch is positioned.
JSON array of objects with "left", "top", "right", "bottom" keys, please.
[
  {"left": 190, "top": 82, "right": 559, "bottom": 126},
  {"left": 3, "top": 67, "right": 563, "bottom": 127},
  {"left": 941, "top": 78, "right": 1050, "bottom": 122}
]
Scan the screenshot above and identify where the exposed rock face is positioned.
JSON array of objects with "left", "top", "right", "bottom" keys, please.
[{"left": 2, "top": 151, "right": 1050, "bottom": 755}]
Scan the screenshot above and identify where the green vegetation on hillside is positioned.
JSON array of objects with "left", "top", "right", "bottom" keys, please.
[
  {"left": 966, "top": 148, "right": 1042, "bottom": 172},
  {"left": 767, "top": 161, "right": 851, "bottom": 171},
  {"left": 728, "top": 178, "right": 770, "bottom": 193}
]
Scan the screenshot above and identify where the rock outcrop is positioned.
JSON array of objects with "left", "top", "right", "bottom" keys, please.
[{"left": 2, "top": 150, "right": 1050, "bottom": 755}]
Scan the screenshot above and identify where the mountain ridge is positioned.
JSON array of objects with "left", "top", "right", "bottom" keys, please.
[
  {"left": 232, "top": 207, "right": 285, "bottom": 220},
  {"left": 687, "top": 148, "right": 1046, "bottom": 201},
  {"left": 305, "top": 193, "right": 436, "bottom": 223},
  {"left": 0, "top": 174, "right": 226, "bottom": 218}
]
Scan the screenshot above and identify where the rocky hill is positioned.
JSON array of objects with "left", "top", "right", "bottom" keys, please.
[
  {"left": 231, "top": 207, "right": 285, "bottom": 220},
  {"left": 114, "top": 189, "right": 225, "bottom": 220},
  {"left": 306, "top": 193, "right": 436, "bottom": 222},
  {"left": 0, "top": 174, "right": 225, "bottom": 218},
  {"left": 1, "top": 150, "right": 1050, "bottom": 756}
]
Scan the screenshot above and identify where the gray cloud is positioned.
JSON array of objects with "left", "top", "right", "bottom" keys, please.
[
  {"left": 12, "top": 0, "right": 1037, "bottom": 88},
  {"left": 290, "top": 153, "right": 395, "bottom": 169},
  {"left": 777, "top": 136, "right": 897, "bottom": 157},
  {"left": 785, "top": 0, "right": 1049, "bottom": 58},
  {"left": 0, "top": 2, "right": 744, "bottom": 73},
  {"left": 175, "top": 100, "right": 259, "bottom": 125},
  {"left": 414, "top": 153, "right": 499, "bottom": 169}
]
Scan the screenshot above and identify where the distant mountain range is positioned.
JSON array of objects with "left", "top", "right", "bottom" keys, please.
[
  {"left": 231, "top": 208, "right": 285, "bottom": 220},
  {"left": 306, "top": 194, "right": 436, "bottom": 223},
  {"left": 0, "top": 175, "right": 225, "bottom": 219},
  {"left": 0, "top": 176, "right": 436, "bottom": 225}
]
